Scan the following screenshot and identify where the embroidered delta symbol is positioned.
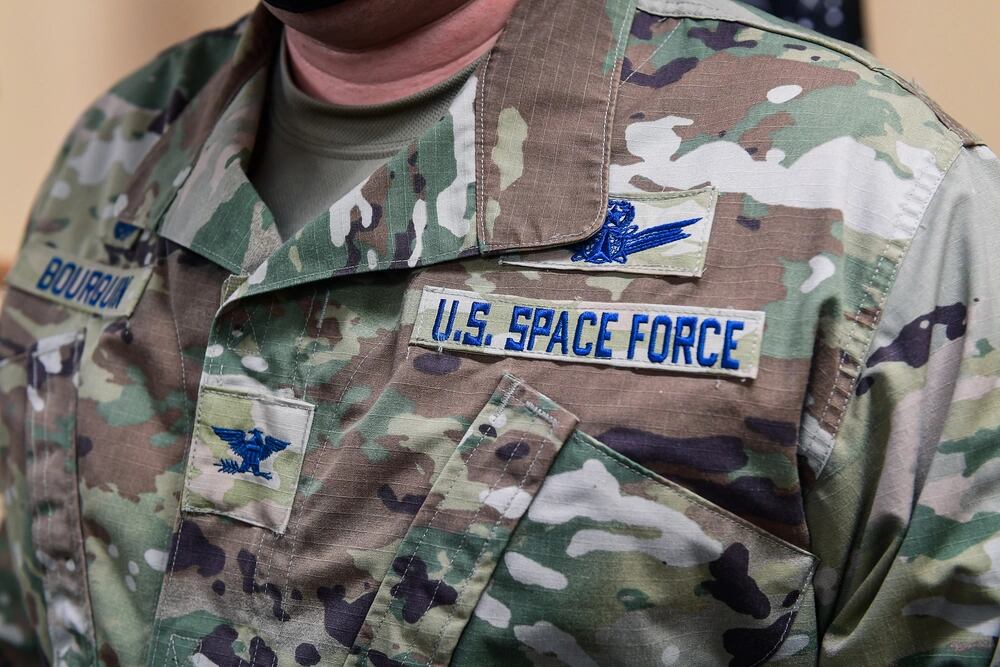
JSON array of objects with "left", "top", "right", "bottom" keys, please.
[
  {"left": 571, "top": 199, "right": 701, "bottom": 265},
  {"left": 212, "top": 427, "right": 290, "bottom": 480}
]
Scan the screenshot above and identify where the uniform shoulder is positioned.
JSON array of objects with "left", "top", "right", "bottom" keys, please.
[
  {"left": 631, "top": 0, "right": 981, "bottom": 151},
  {"left": 22, "top": 16, "right": 247, "bottom": 251}
]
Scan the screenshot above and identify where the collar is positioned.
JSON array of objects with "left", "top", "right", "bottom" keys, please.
[{"left": 116, "top": 0, "right": 636, "bottom": 300}]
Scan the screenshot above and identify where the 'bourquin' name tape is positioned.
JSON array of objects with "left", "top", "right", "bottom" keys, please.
[
  {"left": 5, "top": 243, "right": 152, "bottom": 318},
  {"left": 410, "top": 287, "right": 765, "bottom": 379}
]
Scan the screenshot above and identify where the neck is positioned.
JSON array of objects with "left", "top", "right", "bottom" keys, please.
[{"left": 284, "top": 0, "right": 518, "bottom": 106}]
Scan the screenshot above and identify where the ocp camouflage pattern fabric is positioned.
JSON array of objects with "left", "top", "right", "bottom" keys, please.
[{"left": 0, "top": 0, "right": 998, "bottom": 665}]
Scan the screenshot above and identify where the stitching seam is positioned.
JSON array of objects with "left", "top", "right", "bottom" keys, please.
[
  {"left": 475, "top": 51, "right": 492, "bottom": 252},
  {"left": 502, "top": 257, "right": 704, "bottom": 272},
  {"left": 523, "top": 401, "right": 558, "bottom": 428},
  {"left": 479, "top": 0, "right": 635, "bottom": 249},
  {"left": 580, "top": 434, "right": 813, "bottom": 557},
  {"left": 622, "top": 16, "right": 681, "bottom": 85},
  {"left": 198, "top": 385, "right": 315, "bottom": 409},
  {"left": 749, "top": 556, "right": 819, "bottom": 667},
  {"left": 802, "top": 135, "right": 961, "bottom": 482},
  {"left": 268, "top": 288, "right": 331, "bottom": 656},
  {"left": 419, "top": 286, "right": 765, "bottom": 317},
  {"left": 610, "top": 186, "right": 716, "bottom": 201},
  {"left": 360, "top": 428, "right": 492, "bottom": 660},
  {"left": 410, "top": 338, "right": 760, "bottom": 378},
  {"left": 403, "top": 430, "right": 539, "bottom": 663},
  {"left": 425, "top": 434, "right": 548, "bottom": 666}
]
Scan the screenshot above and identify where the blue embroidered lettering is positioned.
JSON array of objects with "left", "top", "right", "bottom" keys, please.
[
  {"left": 596, "top": 312, "right": 618, "bottom": 359},
  {"left": 100, "top": 278, "right": 117, "bottom": 309},
  {"left": 77, "top": 271, "right": 102, "bottom": 304},
  {"left": 110, "top": 277, "right": 132, "bottom": 309},
  {"left": 62, "top": 266, "right": 87, "bottom": 299},
  {"left": 16, "top": 245, "right": 152, "bottom": 317},
  {"left": 462, "top": 301, "right": 491, "bottom": 347},
  {"left": 573, "top": 312, "right": 597, "bottom": 356},
  {"left": 648, "top": 315, "right": 672, "bottom": 363},
  {"left": 722, "top": 320, "right": 744, "bottom": 370},
  {"left": 628, "top": 314, "right": 648, "bottom": 360},
  {"left": 88, "top": 274, "right": 112, "bottom": 306},
  {"left": 51, "top": 262, "right": 76, "bottom": 296},
  {"left": 697, "top": 318, "right": 721, "bottom": 367},
  {"left": 547, "top": 311, "right": 570, "bottom": 355},
  {"left": 527, "top": 308, "right": 555, "bottom": 352},
  {"left": 212, "top": 427, "right": 290, "bottom": 480},
  {"left": 99, "top": 277, "right": 122, "bottom": 308},
  {"left": 36, "top": 257, "right": 62, "bottom": 290},
  {"left": 432, "top": 298, "right": 460, "bottom": 342},
  {"left": 505, "top": 306, "right": 532, "bottom": 351},
  {"left": 672, "top": 316, "right": 697, "bottom": 365},
  {"left": 411, "top": 288, "right": 765, "bottom": 378}
]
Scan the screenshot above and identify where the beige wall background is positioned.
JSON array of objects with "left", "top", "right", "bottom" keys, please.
[
  {"left": 865, "top": 1, "right": 1000, "bottom": 150},
  {"left": 1, "top": 1, "right": 998, "bottom": 274},
  {"left": 0, "top": 0, "right": 255, "bottom": 273}
]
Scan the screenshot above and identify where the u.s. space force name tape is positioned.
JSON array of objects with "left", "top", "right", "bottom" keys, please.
[
  {"left": 410, "top": 287, "right": 765, "bottom": 379},
  {"left": 5, "top": 243, "right": 153, "bottom": 317}
]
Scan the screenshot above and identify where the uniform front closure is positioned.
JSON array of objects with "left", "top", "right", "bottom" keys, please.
[
  {"left": 3, "top": 0, "right": 998, "bottom": 664},
  {"left": 143, "top": 3, "right": 641, "bottom": 660}
]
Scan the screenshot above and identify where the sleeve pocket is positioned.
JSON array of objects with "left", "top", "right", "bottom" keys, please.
[{"left": 0, "top": 330, "right": 95, "bottom": 665}]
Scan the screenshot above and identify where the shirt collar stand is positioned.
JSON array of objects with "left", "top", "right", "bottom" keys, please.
[{"left": 118, "top": 0, "right": 635, "bottom": 296}]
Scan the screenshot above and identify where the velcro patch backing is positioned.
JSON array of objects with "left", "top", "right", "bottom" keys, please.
[
  {"left": 410, "top": 287, "right": 765, "bottom": 379},
  {"left": 501, "top": 188, "right": 717, "bottom": 277},
  {"left": 5, "top": 243, "right": 153, "bottom": 317}
]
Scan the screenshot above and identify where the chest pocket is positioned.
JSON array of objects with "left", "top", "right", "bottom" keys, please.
[
  {"left": 0, "top": 330, "right": 96, "bottom": 665},
  {"left": 348, "top": 374, "right": 816, "bottom": 667}
]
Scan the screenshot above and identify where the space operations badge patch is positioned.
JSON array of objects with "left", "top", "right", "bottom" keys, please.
[
  {"left": 5, "top": 242, "right": 153, "bottom": 317},
  {"left": 502, "top": 187, "right": 718, "bottom": 277},
  {"left": 411, "top": 287, "right": 765, "bottom": 379}
]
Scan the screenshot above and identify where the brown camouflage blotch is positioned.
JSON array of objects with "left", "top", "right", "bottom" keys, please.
[
  {"left": 619, "top": 51, "right": 857, "bottom": 146},
  {"left": 737, "top": 111, "right": 797, "bottom": 160}
]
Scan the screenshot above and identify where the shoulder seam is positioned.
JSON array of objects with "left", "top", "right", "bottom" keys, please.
[
  {"left": 807, "top": 136, "right": 964, "bottom": 483},
  {"left": 637, "top": 0, "right": 878, "bottom": 67},
  {"left": 635, "top": 0, "right": 983, "bottom": 147}
]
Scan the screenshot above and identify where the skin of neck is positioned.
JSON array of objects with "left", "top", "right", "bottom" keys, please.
[{"left": 265, "top": 0, "right": 520, "bottom": 106}]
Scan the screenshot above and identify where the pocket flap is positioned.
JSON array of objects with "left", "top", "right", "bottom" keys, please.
[
  {"left": 350, "top": 374, "right": 579, "bottom": 667},
  {"left": 456, "top": 431, "right": 818, "bottom": 667}
]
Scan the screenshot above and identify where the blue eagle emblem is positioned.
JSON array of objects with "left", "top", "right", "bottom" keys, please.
[
  {"left": 571, "top": 199, "right": 701, "bottom": 265},
  {"left": 212, "top": 427, "right": 290, "bottom": 480}
]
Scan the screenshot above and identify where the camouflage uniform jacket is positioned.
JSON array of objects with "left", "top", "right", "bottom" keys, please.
[{"left": 1, "top": 0, "right": 998, "bottom": 665}]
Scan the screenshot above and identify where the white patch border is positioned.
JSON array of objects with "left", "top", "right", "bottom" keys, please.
[
  {"left": 501, "top": 187, "right": 718, "bottom": 278},
  {"left": 410, "top": 286, "right": 766, "bottom": 379}
]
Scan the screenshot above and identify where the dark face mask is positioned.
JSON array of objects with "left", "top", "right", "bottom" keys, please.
[{"left": 265, "top": 0, "right": 350, "bottom": 12}]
